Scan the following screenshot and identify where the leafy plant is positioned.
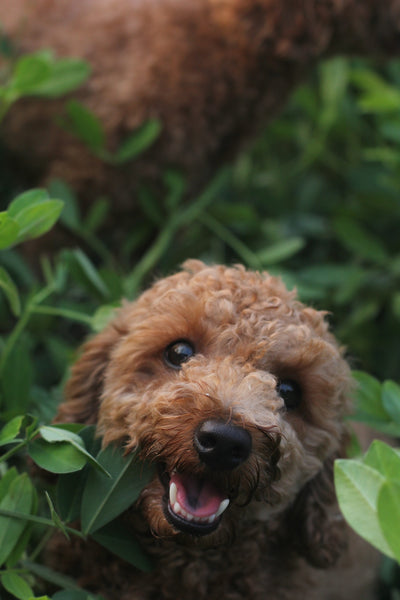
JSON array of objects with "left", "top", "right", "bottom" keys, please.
[
  {"left": 335, "top": 374, "right": 400, "bottom": 565},
  {"left": 0, "top": 49, "right": 90, "bottom": 122}
]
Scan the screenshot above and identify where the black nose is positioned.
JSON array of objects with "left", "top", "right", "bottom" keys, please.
[{"left": 194, "top": 420, "right": 252, "bottom": 471}]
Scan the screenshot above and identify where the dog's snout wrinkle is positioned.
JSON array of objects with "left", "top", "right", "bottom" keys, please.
[{"left": 194, "top": 420, "right": 252, "bottom": 471}]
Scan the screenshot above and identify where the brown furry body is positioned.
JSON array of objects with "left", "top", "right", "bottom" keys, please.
[
  {"left": 2, "top": 1, "right": 400, "bottom": 208},
  {"left": 51, "top": 261, "right": 380, "bottom": 599}
]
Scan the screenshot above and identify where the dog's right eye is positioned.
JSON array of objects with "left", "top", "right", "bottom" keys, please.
[
  {"left": 164, "top": 340, "right": 195, "bottom": 369},
  {"left": 277, "top": 378, "right": 302, "bottom": 409}
]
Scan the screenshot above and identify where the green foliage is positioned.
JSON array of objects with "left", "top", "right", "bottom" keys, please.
[
  {"left": 62, "top": 99, "right": 162, "bottom": 164},
  {"left": 1, "top": 41, "right": 400, "bottom": 597},
  {"left": 0, "top": 49, "right": 90, "bottom": 122},
  {"left": 335, "top": 376, "right": 400, "bottom": 567}
]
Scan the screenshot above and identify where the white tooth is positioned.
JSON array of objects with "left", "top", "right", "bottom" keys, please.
[
  {"left": 173, "top": 501, "right": 181, "bottom": 515},
  {"left": 208, "top": 514, "right": 216, "bottom": 523},
  {"left": 169, "top": 482, "right": 177, "bottom": 506},
  {"left": 215, "top": 498, "right": 230, "bottom": 518},
  {"left": 185, "top": 512, "right": 193, "bottom": 521}
]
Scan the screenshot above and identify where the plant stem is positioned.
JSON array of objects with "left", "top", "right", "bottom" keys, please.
[
  {"left": 0, "top": 440, "right": 27, "bottom": 464},
  {"left": 0, "top": 508, "right": 86, "bottom": 539}
]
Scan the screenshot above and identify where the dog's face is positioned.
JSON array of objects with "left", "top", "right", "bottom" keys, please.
[{"left": 61, "top": 261, "right": 351, "bottom": 552}]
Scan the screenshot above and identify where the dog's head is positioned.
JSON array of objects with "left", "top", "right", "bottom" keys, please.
[{"left": 59, "top": 261, "right": 352, "bottom": 565}]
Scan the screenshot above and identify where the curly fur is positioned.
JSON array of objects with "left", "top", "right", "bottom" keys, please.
[
  {"left": 1, "top": 0, "right": 400, "bottom": 209},
  {"left": 49, "top": 261, "right": 380, "bottom": 599}
]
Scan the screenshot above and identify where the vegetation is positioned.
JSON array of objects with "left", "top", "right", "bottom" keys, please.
[{"left": 0, "top": 41, "right": 399, "bottom": 599}]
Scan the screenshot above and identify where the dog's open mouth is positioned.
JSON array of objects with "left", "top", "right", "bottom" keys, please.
[{"left": 162, "top": 471, "right": 230, "bottom": 536}]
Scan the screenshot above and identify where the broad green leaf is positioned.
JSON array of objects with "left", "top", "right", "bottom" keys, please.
[
  {"left": 81, "top": 447, "right": 155, "bottom": 534},
  {"left": 56, "top": 426, "right": 102, "bottom": 522},
  {"left": 351, "top": 371, "right": 389, "bottom": 422},
  {"left": 92, "top": 519, "right": 152, "bottom": 572},
  {"left": 11, "top": 54, "right": 52, "bottom": 94},
  {"left": 257, "top": 237, "right": 305, "bottom": 266},
  {"left": 0, "top": 212, "right": 19, "bottom": 249},
  {"left": 8, "top": 189, "right": 50, "bottom": 216},
  {"left": 114, "top": 119, "right": 162, "bottom": 163},
  {"left": 56, "top": 469, "right": 88, "bottom": 523},
  {"left": 0, "top": 337, "right": 33, "bottom": 413},
  {"left": 0, "top": 468, "right": 18, "bottom": 502},
  {"left": 5, "top": 485, "right": 37, "bottom": 566},
  {"left": 334, "top": 459, "right": 393, "bottom": 557},
  {"left": 28, "top": 438, "right": 87, "bottom": 474},
  {"left": 0, "top": 474, "right": 34, "bottom": 566},
  {"left": 378, "top": 482, "right": 400, "bottom": 562},
  {"left": 30, "top": 58, "right": 90, "bottom": 97},
  {"left": 363, "top": 440, "right": 400, "bottom": 482},
  {"left": 0, "top": 267, "right": 21, "bottom": 316},
  {"left": 382, "top": 380, "right": 400, "bottom": 425},
  {"left": 12, "top": 200, "right": 63, "bottom": 242},
  {"left": 0, "top": 415, "right": 24, "bottom": 447},
  {"left": 0, "top": 571, "right": 34, "bottom": 600},
  {"left": 39, "top": 425, "right": 109, "bottom": 475},
  {"left": 65, "top": 100, "right": 105, "bottom": 153}
]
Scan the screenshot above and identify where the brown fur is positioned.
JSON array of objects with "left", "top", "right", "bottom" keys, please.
[
  {"left": 1, "top": 1, "right": 400, "bottom": 210},
  {"left": 49, "top": 261, "right": 380, "bottom": 599}
]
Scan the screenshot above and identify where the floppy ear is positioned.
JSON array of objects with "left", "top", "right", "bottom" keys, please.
[
  {"left": 55, "top": 322, "right": 124, "bottom": 425},
  {"left": 287, "top": 446, "right": 348, "bottom": 569}
]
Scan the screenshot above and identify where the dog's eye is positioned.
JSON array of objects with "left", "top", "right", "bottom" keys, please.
[
  {"left": 164, "top": 340, "right": 195, "bottom": 369},
  {"left": 277, "top": 379, "right": 302, "bottom": 409}
]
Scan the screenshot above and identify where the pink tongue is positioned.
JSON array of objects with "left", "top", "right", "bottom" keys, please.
[{"left": 171, "top": 473, "right": 226, "bottom": 518}]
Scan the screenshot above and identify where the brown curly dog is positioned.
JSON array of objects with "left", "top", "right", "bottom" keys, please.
[
  {"left": 2, "top": 1, "right": 400, "bottom": 209},
  {"left": 51, "top": 261, "right": 380, "bottom": 600}
]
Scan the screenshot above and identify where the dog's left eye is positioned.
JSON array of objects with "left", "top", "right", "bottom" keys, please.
[
  {"left": 277, "top": 379, "right": 302, "bottom": 409},
  {"left": 164, "top": 340, "right": 195, "bottom": 369}
]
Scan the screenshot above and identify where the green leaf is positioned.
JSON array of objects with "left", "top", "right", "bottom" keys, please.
[
  {"left": 114, "top": 119, "right": 162, "bottom": 163},
  {"left": 0, "top": 337, "right": 33, "bottom": 414},
  {"left": 91, "top": 305, "right": 118, "bottom": 333},
  {"left": 56, "top": 426, "right": 102, "bottom": 522},
  {"left": 351, "top": 371, "right": 389, "bottom": 422},
  {"left": 0, "top": 571, "right": 34, "bottom": 600},
  {"left": 363, "top": 440, "right": 400, "bottom": 481},
  {"left": 28, "top": 438, "right": 87, "bottom": 474},
  {"left": 39, "top": 425, "right": 109, "bottom": 475},
  {"left": 0, "top": 212, "right": 19, "bottom": 249},
  {"left": 81, "top": 447, "right": 155, "bottom": 534},
  {"left": 30, "top": 58, "right": 90, "bottom": 97},
  {"left": 0, "top": 473, "right": 34, "bottom": 566},
  {"left": 382, "top": 380, "right": 400, "bottom": 425},
  {"left": 378, "top": 482, "right": 400, "bottom": 562},
  {"left": 0, "top": 267, "right": 21, "bottom": 316},
  {"left": 11, "top": 53, "right": 52, "bottom": 95},
  {"left": 92, "top": 518, "right": 152, "bottom": 572},
  {"left": 65, "top": 100, "right": 105, "bottom": 153},
  {"left": 8, "top": 189, "right": 63, "bottom": 243},
  {"left": 0, "top": 416, "right": 24, "bottom": 447},
  {"left": 257, "top": 237, "right": 305, "bottom": 266},
  {"left": 66, "top": 249, "right": 109, "bottom": 298},
  {"left": 334, "top": 459, "right": 393, "bottom": 558},
  {"left": 0, "top": 468, "right": 19, "bottom": 502},
  {"left": 333, "top": 216, "right": 388, "bottom": 263}
]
